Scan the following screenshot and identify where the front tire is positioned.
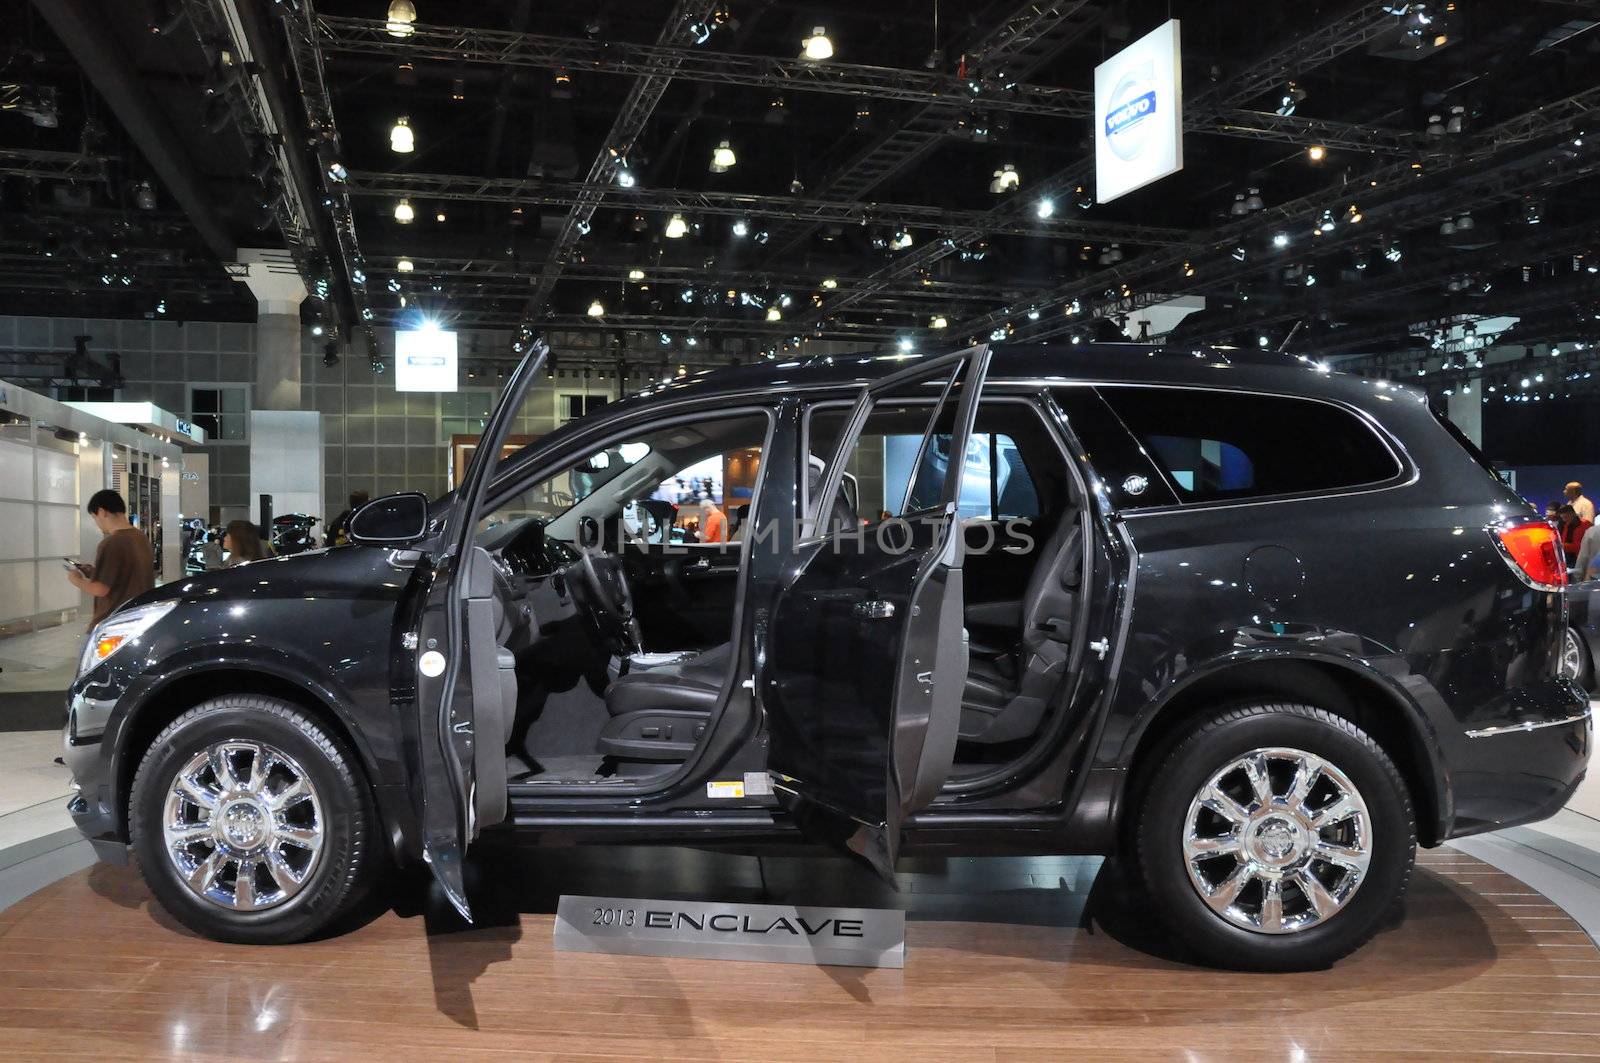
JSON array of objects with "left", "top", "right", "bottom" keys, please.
[
  {"left": 129, "top": 696, "right": 380, "bottom": 944},
  {"left": 1134, "top": 703, "right": 1415, "bottom": 971}
]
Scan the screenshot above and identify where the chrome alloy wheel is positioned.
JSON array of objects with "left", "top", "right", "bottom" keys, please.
[
  {"left": 162, "top": 741, "right": 324, "bottom": 911},
  {"left": 1182, "top": 747, "right": 1372, "bottom": 935},
  {"left": 1560, "top": 627, "right": 1586, "bottom": 683}
]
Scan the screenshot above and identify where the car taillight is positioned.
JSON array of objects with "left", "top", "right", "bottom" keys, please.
[{"left": 1496, "top": 521, "right": 1566, "bottom": 589}]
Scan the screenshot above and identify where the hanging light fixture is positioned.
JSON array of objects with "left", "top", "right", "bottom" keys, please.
[
  {"left": 397, "top": 258, "right": 414, "bottom": 272},
  {"left": 1244, "top": 187, "right": 1264, "bottom": 211},
  {"left": 1426, "top": 113, "right": 1445, "bottom": 136},
  {"left": 587, "top": 298, "right": 605, "bottom": 318},
  {"left": 930, "top": 315, "right": 948, "bottom": 329},
  {"left": 988, "top": 164, "right": 1020, "bottom": 194},
  {"left": 890, "top": 229, "right": 913, "bottom": 250},
  {"left": 1035, "top": 198, "right": 1055, "bottom": 219},
  {"left": 664, "top": 213, "right": 688, "bottom": 238},
  {"left": 1230, "top": 192, "right": 1248, "bottom": 216},
  {"left": 801, "top": 26, "right": 833, "bottom": 61},
  {"left": 627, "top": 268, "right": 646, "bottom": 281},
  {"left": 710, "top": 139, "right": 737, "bottom": 172},
  {"left": 820, "top": 278, "right": 838, "bottom": 290},
  {"left": 732, "top": 219, "right": 749, "bottom": 237},
  {"left": 386, "top": 1, "right": 417, "bottom": 38},
  {"left": 389, "top": 116, "right": 414, "bottom": 153},
  {"left": 1307, "top": 144, "right": 1326, "bottom": 162},
  {"left": 393, "top": 197, "right": 414, "bottom": 223},
  {"left": 766, "top": 305, "right": 782, "bottom": 322}
]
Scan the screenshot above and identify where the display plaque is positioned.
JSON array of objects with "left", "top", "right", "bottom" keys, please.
[{"left": 553, "top": 894, "right": 905, "bottom": 969}]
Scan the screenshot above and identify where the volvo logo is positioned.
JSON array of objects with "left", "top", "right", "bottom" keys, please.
[{"left": 1103, "top": 64, "right": 1160, "bottom": 162}]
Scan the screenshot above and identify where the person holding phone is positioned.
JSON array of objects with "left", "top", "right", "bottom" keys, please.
[{"left": 66, "top": 489, "right": 155, "bottom": 625}]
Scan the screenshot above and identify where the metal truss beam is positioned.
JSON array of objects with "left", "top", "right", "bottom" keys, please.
[
  {"left": 797, "top": 5, "right": 1420, "bottom": 332},
  {"left": 280, "top": 0, "right": 377, "bottom": 347},
  {"left": 763, "top": 2, "right": 1103, "bottom": 259},
  {"left": 370, "top": 308, "right": 902, "bottom": 341},
  {"left": 1168, "top": 223, "right": 1600, "bottom": 346},
  {"left": 961, "top": 124, "right": 1600, "bottom": 345},
  {"left": 0, "top": 148, "right": 112, "bottom": 181},
  {"left": 311, "top": 13, "right": 1421, "bottom": 157},
  {"left": 342, "top": 170, "right": 1194, "bottom": 245},
  {"left": 515, "top": 1, "right": 721, "bottom": 328}
]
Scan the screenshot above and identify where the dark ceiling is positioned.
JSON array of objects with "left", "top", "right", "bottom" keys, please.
[{"left": 1, "top": 0, "right": 1597, "bottom": 367}]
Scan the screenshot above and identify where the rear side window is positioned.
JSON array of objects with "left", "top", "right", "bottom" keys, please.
[{"left": 1097, "top": 386, "right": 1401, "bottom": 504}]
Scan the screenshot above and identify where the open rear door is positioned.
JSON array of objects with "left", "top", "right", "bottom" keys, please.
[
  {"left": 760, "top": 344, "right": 991, "bottom": 880},
  {"left": 412, "top": 340, "right": 546, "bottom": 920}
]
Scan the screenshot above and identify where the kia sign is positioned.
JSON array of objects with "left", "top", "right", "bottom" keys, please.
[
  {"left": 1094, "top": 19, "right": 1183, "bottom": 204},
  {"left": 394, "top": 323, "right": 458, "bottom": 392}
]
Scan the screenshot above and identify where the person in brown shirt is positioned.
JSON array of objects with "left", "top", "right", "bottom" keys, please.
[{"left": 68, "top": 489, "right": 156, "bottom": 625}]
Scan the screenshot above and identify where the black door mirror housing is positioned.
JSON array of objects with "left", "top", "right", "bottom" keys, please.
[{"left": 348, "top": 492, "right": 431, "bottom": 545}]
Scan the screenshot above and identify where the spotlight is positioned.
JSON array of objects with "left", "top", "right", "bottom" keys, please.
[
  {"left": 801, "top": 26, "right": 834, "bottom": 61},
  {"left": 1307, "top": 144, "right": 1326, "bottom": 162},
  {"left": 709, "top": 139, "right": 737, "bottom": 173},
  {"left": 389, "top": 116, "right": 414, "bottom": 153},
  {"left": 765, "top": 306, "right": 782, "bottom": 322},
  {"left": 988, "top": 164, "right": 1020, "bottom": 194},
  {"left": 664, "top": 213, "right": 688, "bottom": 239},
  {"left": 732, "top": 219, "right": 748, "bottom": 237},
  {"left": 394, "top": 198, "right": 414, "bottom": 223},
  {"left": 821, "top": 278, "right": 837, "bottom": 290},
  {"left": 1244, "top": 187, "right": 1264, "bottom": 211},
  {"left": 1426, "top": 113, "right": 1445, "bottom": 136},
  {"left": 890, "top": 229, "right": 913, "bottom": 250},
  {"left": 311, "top": 323, "right": 324, "bottom": 337},
  {"left": 1275, "top": 81, "right": 1306, "bottom": 117},
  {"left": 930, "top": 315, "right": 947, "bottom": 329},
  {"left": 897, "top": 337, "right": 914, "bottom": 352},
  {"left": 587, "top": 299, "right": 605, "bottom": 318},
  {"left": 1230, "top": 193, "right": 1248, "bottom": 216},
  {"left": 385, "top": 0, "right": 417, "bottom": 38},
  {"left": 1385, "top": 242, "right": 1403, "bottom": 262},
  {"left": 397, "top": 258, "right": 414, "bottom": 272},
  {"left": 1035, "top": 198, "right": 1055, "bottom": 219},
  {"left": 386, "top": 278, "right": 401, "bottom": 293},
  {"left": 134, "top": 180, "right": 158, "bottom": 210},
  {"left": 615, "top": 167, "right": 636, "bottom": 188},
  {"left": 627, "top": 268, "right": 646, "bottom": 281},
  {"left": 1272, "top": 232, "right": 1290, "bottom": 248},
  {"left": 435, "top": 210, "right": 446, "bottom": 222}
]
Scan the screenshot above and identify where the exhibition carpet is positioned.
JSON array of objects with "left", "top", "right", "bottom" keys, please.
[{"left": 0, "top": 847, "right": 1594, "bottom": 1059}]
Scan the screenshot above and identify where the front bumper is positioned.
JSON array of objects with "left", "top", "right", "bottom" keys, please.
[
  {"left": 1447, "top": 680, "right": 1592, "bottom": 839},
  {"left": 62, "top": 688, "right": 128, "bottom": 865}
]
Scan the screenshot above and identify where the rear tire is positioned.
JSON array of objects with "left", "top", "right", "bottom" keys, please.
[
  {"left": 1133, "top": 702, "right": 1415, "bottom": 971},
  {"left": 129, "top": 696, "right": 381, "bottom": 944}
]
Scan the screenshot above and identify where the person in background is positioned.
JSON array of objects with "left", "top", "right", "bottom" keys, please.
[
  {"left": 67, "top": 489, "right": 155, "bottom": 626},
  {"left": 1567, "top": 481, "right": 1594, "bottom": 524},
  {"left": 222, "top": 520, "right": 271, "bottom": 566},
  {"left": 1546, "top": 501, "right": 1561, "bottom": 524},
  {"left": 324, "top": 488, "right": 370, "bottom": 547},
  {"left": 1575, "top": 520, "right": 1600, "bottom": 581},
  {"left": 200, "top": 525, "right": 225, "bottom": 570},
  {"left": 699, "top": 497, "right": 727, "bottom": 543},
  {"left": 1556, "top": 503, "right": 1591, "bottom": 565}
]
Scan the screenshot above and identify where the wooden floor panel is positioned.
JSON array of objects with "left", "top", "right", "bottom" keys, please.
[{"left": 0, "top": 847, "right": 1596, "bottom": 1060}]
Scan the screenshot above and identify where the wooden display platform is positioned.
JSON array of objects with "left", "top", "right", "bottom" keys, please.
[{"left": 0, "top": 847, "right": 1595, "bottom": 1060}]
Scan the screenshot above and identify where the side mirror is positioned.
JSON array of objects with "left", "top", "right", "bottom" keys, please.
[{"left": 348, "top": 492, "right": 431, "bottom": 545}]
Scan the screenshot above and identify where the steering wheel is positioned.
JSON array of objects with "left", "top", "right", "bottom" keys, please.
[{"left": 572, "top": 546, "right": 643, "bottom": 656}]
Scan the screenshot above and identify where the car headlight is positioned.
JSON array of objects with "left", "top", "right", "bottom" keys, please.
[{"left": 78, "top": 600, "right": 177, "bottom": 678}]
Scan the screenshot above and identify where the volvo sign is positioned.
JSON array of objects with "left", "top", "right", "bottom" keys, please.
[{"left": 1094, "top": 19, "right": 1183, "bottom": 204}]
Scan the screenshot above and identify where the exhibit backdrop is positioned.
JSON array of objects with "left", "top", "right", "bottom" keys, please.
[{"left": 1094, "top": 18, "right": 1184, "bottom": 204}]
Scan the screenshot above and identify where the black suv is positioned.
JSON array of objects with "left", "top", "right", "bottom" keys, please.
[{"left": 63, "top": 343, "right": 1590, "bottom": 970}]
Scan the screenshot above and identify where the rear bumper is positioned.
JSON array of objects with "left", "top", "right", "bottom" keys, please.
[{"left": 1445, "top": 683, "right": 1591, "bottom": 840}]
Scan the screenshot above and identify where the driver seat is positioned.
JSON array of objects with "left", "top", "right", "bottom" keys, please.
[{"left": 596, "top": 642, "right": 732, "bottom": 760}]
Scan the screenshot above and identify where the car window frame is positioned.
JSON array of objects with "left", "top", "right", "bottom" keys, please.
[
  {"left": 801, "top": 392, "right": 1063, "bottom": 527},
  {"left": 1054, "top": 381, "right": 1415, "bottom": 515}
]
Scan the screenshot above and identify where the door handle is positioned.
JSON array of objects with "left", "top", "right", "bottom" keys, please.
[{"left": 854, "top": 599, "right": 895, "bottom": 620}]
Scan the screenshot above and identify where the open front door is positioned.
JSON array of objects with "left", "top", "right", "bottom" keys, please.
[
  {"left": 761, "top": 345, "right": 991, "bottom": 880},
  {"left": 412, "top": 340, "right": 546, "bottom": 920}
]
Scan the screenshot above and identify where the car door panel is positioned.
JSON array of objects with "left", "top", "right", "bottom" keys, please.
[
  {"left": 760, "top": 345, "right": 991, "bottom": 880},
  {"left": 413, "top": 340, "right": 546, "bottom": 920}
]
